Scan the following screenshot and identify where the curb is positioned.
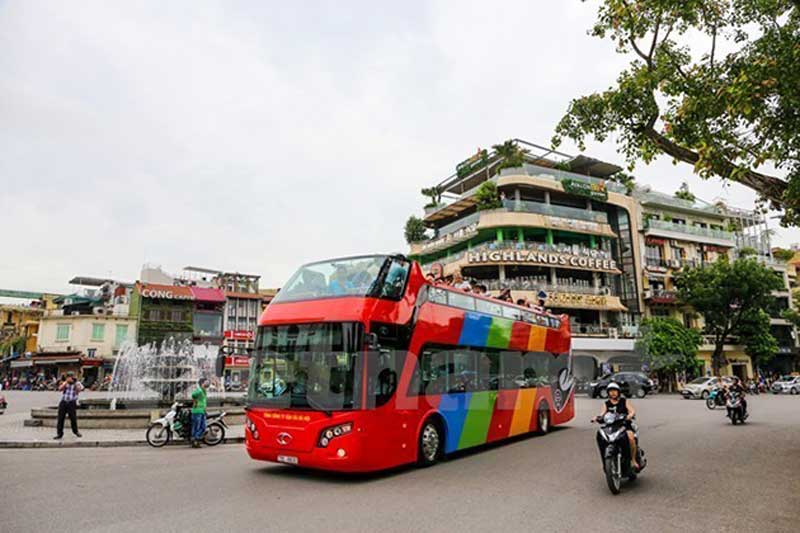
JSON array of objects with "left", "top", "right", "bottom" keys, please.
[{"left": 0, "top": 436, "right": 244, "bottom": 449}]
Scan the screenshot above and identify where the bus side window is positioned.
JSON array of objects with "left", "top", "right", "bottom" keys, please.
[
  {"left": 450, "top": 349, "right": 477, "bottom": 393},
  {"left": 477, "top": 350, "right": 499, "bottom": 391},
  {"left": 522, "top": 352, "right": 549, "bottom": 388},
  {"left": 500, "top": 351, "right": 523, "bottom": 390},
  {"left": 419, "top": 348, "right": 449, "bottom": 395}
]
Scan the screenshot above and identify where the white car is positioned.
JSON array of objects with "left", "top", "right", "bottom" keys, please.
[
  {"left": 771, "top": 376, "right": 800, "bottom": 395},
  {"left": 681, "top": 376, "right": 733, "bottom": 399}
]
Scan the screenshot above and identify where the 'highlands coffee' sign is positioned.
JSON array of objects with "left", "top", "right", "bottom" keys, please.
[{"left": 467, "top": 250, "right": 618, "bottom": 272}]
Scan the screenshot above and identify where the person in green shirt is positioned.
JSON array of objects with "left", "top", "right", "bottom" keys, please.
[{"left": 190, "top": 378, "right": 209, "bottom": 448}]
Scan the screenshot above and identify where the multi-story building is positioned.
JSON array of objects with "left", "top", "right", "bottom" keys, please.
[
  {"left": 1, "top": 303, "right": 44, "bottom": 356},
  {"left": 636, "top": 190, "right": 798, "bottom": 378},
  {"left": 410, "top": 140, "right": 797, "bottom": 382},
  {"left": 409, "top": 141, "right": 646, "bottom": 384},
  {"left": 35, "top": 277, "right": 137, "bottom": 385}
]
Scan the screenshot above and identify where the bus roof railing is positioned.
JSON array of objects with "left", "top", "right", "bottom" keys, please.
[{"left": 426, "top": 284, "right": 566, "bottom": 330}]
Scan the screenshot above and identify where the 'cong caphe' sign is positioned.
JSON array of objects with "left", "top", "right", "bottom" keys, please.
[
  {"left": 467, "top": 250, "right": 618, "bottom": 272},
  {"left": 140, "top": 287, "right": 194, "bottom": 300}
]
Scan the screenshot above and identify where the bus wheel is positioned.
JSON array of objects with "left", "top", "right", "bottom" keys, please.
[
  {"left": 418, "top": 419, "right": 443, "bottom": 467},
  {"left": 537, "top": 406, "right": 550, "bottom": 435}
]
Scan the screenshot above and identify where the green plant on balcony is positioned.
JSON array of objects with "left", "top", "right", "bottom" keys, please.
[
  {"left": 662, "top": 214, "right": 673, "bottom": 223},
  {"left": 772, "top": 248, "right": 795, "bottom": 262},
  {"left": 610, "top": 171, "right": 636, "bottom": 195},
  {"left": 475, "top": 181, "right": 503, "bottom": 211},
  {"left": 404, "top": 215, "right": 429, "bottom": 244},
  {"left": 492, "top": 140, "right": 528, "bottom": 173},
  {"left": 674, "top": 182, "right": 695, "bottom": 203},
  {"left": 421, "top": 186, "right": 443, "bottom": 209}
]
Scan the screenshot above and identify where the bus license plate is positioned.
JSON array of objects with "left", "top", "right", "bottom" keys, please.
[{"left": 277, "top": 455, "right": 298, "bottom": 465}]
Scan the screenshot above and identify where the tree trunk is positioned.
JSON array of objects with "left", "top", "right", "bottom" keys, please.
[{"left": 711, "top": 343, "right": 726, "bottom": 376}]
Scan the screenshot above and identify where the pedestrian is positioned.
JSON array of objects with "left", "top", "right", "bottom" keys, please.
[
  {"left": 190, "top": 377, "right": 209, "bottom": 448},
  {"left": 54, "top": 372, "right": 83, "bottom": 440}
]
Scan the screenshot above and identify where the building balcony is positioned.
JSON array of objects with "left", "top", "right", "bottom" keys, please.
[
  {"left": 503, "top": 199, "right": 608, "bottom": 224},
  {"left": 643, "top": 288, "right": 679, "bottom": 304},
  {"left": 644, "top": 219, "right": 735, "bottom": 247}
]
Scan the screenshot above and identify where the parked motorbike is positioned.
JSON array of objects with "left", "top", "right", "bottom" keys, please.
[
  {"left": 146, "top": 402, "right": 228, "bottom": 447},
  {"left": 705, "top": 387, "right": 727, "bottom": 410},
  {"left": 594, "top": 413, "right": 647, "bottom": 495},
  {"left": 726, "top": 391, "right": 747, "bottom": 425}
]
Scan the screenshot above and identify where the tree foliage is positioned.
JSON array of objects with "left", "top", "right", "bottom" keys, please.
[
  {"left": 404, "top": 215, "right": 429, "bottom": 244},
  {"left": 554, "top": 1, "right": 800, "bottom": 225},
  {"left": 636, "top": 317, "right": 702, "bottom": 372},
  {"left": 771, "top": 247, "right": 796, "bottom": 262},
  {"left": 421, "top": 186, "right": 444, "bottom": 209},
  {"left": 674, "top": 181, "right": 695, "bottom": 202},
  {"left": 492, "top": 140, "right": 529, "bottom": 172},
  {"left": 475, "top": 181, "right": 503, "bottom": 210},
  {"left": 674, "top": 257, "right": 783, "bottom": 373},
  {"left": 739, "top": 309, "right": 779, "bottom": 367}
]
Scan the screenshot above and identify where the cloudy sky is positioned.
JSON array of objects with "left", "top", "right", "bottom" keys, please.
[{"left": 1, "top": 0, "right": 797, "bottom": 296}]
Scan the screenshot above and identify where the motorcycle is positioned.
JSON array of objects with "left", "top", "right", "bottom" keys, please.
[
  {"left": 594, "top": 412, "right": 647, "bottom": 495},
  {"left": 146, "top": 402, "right": 228, "bottom": 447},
  {"left": 705, "top": 387, "right": 726, "bottom": 410},
  {"left": 726, "top": 391, "right": 747, "bottom": 425}
]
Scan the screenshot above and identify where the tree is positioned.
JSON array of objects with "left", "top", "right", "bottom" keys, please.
[
  {"left": 492, "top": 140, "right": 529, "bottom": 172},
  {"left": 635, "top": 317, "right": 702, "bottom": 390},
  {"left": 404, "top": 216, "right": 429, "bottom": 244},
  {"left": 739, "top": 309, "right": 778, "bottom": 369},
  {"left": 475, "top": 181, "right": 503, "bottom": 210},
  {"left": 553, "top": 1, "right": 800, "bottom": 225},
  {"left": 421, "top": 186, "right": 443, "bottom": 209},
  {"left": 674, "top": 181, "right": 695, "bottom": 202},
  {"left": 771, "top": 247, "right": 796, "bottom": 262},
  {"left": 674, "top": 257, "right": 783, "bottom": 374}
]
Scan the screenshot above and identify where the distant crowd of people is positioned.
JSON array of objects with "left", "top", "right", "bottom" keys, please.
[{"left": 425, "top": 271, "right": 547, "bottom": 311}]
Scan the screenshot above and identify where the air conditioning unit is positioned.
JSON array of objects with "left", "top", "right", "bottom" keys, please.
[{"left": 643, "top": 289, "right": 653, "bottom": 299}]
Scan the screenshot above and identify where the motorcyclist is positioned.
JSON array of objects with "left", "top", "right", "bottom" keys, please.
[
  {"left": 595, "top": 382, "right": 639, "bottom": 470},
  {"left": 728, "top": 377, "right": 748, "bottom": 419}
]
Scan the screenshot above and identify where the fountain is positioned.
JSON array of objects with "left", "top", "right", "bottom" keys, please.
[
  {"left": 110, "top": 338, "right": 215, "bottom": 402},
  {"left": 27, "top": 338, "right": 246, "bottom": 429}
]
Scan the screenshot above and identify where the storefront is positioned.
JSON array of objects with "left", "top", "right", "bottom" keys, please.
[{"left": 224, "top": 355, "right": 250, "bottom": 391}]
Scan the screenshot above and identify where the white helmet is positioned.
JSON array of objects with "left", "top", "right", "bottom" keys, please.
[{"left": 606, "top": 382, "right": 621, "bottom": 392}]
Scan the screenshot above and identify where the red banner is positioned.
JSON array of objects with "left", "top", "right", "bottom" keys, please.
[
  {"left": 225, "top": 356, "right": 250, "bottom": 367},
  {"left": 224, "top": 330, "right": 254, "bottom": 341}
]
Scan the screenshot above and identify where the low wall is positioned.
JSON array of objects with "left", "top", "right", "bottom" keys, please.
[{"left": 29, "top": 406, "right": 246, "bottom": 429}]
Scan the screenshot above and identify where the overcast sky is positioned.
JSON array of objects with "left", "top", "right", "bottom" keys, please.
[{"left": 2, "top": 0, "right": 798, "bottom": 297}]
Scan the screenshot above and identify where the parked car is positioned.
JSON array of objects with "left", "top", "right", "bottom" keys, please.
[
  {"left": 681, "top": 376, "right": 733, "bottom": 399},
  {"left": 588, "top": 372, "right": 655, "bottom": 399},
  {"left": 771, "top": 375, "right": 800, "bottom": 395}
]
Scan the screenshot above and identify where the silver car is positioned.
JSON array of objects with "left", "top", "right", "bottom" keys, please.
[
  {"left": 771, "top": 376, "right": 800, "bottom": 395},
  {"left": 681, "top": 377, "right": 719, "bottom": 399}
]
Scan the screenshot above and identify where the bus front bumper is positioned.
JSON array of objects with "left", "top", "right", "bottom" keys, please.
[{"left": 245, "top": 430, "right": 372, "bottom": 472}]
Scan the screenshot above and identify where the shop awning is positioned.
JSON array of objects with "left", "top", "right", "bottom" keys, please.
[
  {"left": 190, "top": 287, "right": 226, "bottom": 303},
  {"left": 10, "top": 360, "right": 33, "bottom": 368},
  {"left": 36, "top": 358, "right": 81, "bottom": 365}
]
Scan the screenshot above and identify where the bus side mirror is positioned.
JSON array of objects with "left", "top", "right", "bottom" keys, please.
[{"left": 215, "top": 353, "right": 226, "bottom": 378}]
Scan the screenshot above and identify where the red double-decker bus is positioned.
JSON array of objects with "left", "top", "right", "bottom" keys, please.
[{"left": 245, "top": 254, "right": 574, "bottom": 472}]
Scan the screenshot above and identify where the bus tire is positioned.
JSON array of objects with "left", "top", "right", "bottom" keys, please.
[
  {"left": 536, "top": 404, "right": 550, "bottom": 435},
  {"left": 417, "top": 417, "right": 443, "bottom": 467}
]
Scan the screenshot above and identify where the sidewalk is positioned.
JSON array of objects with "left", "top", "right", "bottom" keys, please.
[{"left": 0, "top": 390, "right": 244, "bottom": 448}]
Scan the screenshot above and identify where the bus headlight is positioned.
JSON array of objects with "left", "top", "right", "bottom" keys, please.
[{"left": 318, "top": 423, "right": 353, "bottom": 447}]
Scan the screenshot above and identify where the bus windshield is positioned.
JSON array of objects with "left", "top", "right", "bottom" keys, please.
[
  {"left": 248, "top": 322, "right": 363, "bottom": 411},
  {"left": 272, "top": 256, "right": 389, "bottom": 303}
]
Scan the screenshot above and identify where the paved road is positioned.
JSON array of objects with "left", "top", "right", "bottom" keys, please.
[{"left": 3, "top": 395, "right": 799, "bottom": 533}]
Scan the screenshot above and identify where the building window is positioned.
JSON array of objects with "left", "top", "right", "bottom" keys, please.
[
  {"left": 91, "top": 323, "right": 105, "bottom": 342},
  {"left": 56, "top": 323, "right": 70, "bottom": 342},
  {"left": 651, "top": 307, "right": 670, "bottom": 318},
  {"left": 645, "top": 245, "right": 663, "bottom": 266},
  {"left": 115, "top": 324, "right": 129, "bottom": 348},
  {"left": 87, "top": 348, "right": 97, "bottom": 358}
]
